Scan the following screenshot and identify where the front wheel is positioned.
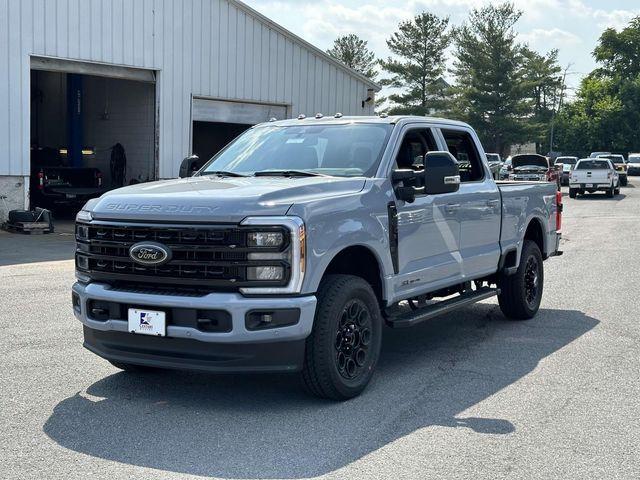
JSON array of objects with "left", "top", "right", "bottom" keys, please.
[
  {"left": 302, "top": 274, "right": 382, "bottom": 400},
  {"left": 498, "top": 240, "right": 544, "bottom": 320},
  {"left": 607, "top": 185, "right": 614, "bottom": 197}
]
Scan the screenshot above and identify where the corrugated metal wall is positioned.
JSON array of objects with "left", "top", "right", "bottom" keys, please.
[{"left": 0, "top": 0, "right": 377, "bottom": 179}]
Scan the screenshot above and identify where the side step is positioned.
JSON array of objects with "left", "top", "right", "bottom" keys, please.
[{"left": 386, "top": 287, "right": 500, "bottom": 329}]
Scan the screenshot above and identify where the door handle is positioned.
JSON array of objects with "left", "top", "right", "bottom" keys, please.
[
  {"left": 445, "top": 203, "right": 460, "bottom": 214},
  {"left": 486, "top": 199, "right": 500, "bottom": 208}
]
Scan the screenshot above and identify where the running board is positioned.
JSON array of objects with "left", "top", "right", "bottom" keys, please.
[{"left": 386, "top": 287, "right": 500, "bottom": 329}]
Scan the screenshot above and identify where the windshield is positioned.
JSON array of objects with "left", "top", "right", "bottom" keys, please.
[
  {"left": 512, "top": 155, "right": 548, "bottom": 168},
  {"left": 598, "top": 155, "right": 625, "bottom": 164},
  {"left": 198, "top": 124, "right": 393, "bottom": 177},
  {"left": 555, "top": 157, "right": 577, "bottom": 165},
  {"left": 629, "top": 155, "right": 640, "bottom": 162},
  {"left": 486, "top": 154, "right": 501, "bottom": 162},
  {"left": 576, "top": 160, "right": 610, "bottom": 170}
]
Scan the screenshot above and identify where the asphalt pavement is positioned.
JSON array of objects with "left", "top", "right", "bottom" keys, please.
[{"left": 1, "top": 182, "right": 639, "bottom": 479}]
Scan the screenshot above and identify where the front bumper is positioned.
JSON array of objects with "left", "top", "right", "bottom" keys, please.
[{"left": 73, "top": 282, "right": 317, "bottom": 372}]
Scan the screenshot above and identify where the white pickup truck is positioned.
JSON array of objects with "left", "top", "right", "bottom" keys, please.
[{"left": 569, "top": 158, "right": 619, "bottom": 198}]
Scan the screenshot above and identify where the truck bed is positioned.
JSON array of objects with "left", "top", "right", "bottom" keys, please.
[{"left": 496, "top": 180, "right": 559, "bottom": 261}]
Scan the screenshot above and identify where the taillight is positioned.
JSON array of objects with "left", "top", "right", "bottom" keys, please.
[
  {"left": 96, "top": 171, "right": 102, "bottom": 187},
  {"left": 37, "top": 170, "right": 44, "bottom": 190},
  {"left": 607, "top": 172, "right": 612, "bottom": 179},
  {"left": 555, "top": 190, "right": 563, "bottom": 232}
]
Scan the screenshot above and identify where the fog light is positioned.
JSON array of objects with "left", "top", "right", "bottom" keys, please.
[
  {"left": 247, "top": 266, "right": 283, "bottom": 281},
  {"left": 247, "top": 231, "right": 284, "bottom": 247},
  {"left": 76, "top": 254, "right": 89, "bottom": 270}
]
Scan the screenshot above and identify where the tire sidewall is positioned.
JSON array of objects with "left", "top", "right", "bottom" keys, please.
[
  {"left": 316, "top": 278, "right": 382, "bottom": 397},
  {"left": 518, "top": 242, "right": 544, "bottom": 317}
]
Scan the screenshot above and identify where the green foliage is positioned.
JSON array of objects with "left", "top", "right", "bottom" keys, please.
[
  {"left": 327, "top": 34, "right": 378, "bottom": 80},
  {"left": 379, "top": 12, "right": 451, "bottom": 115},
  {"left": 555, "top": 16, "right": 640, "bottom": 156},
  {"left": 450, "top": 3, "right": 531, "bottom": 155}
]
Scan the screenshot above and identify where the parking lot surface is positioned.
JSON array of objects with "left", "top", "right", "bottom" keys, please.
[{"left": 1, "top": 185, "right": 639, "bottom": 480}]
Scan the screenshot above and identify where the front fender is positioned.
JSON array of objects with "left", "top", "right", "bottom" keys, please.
[{"left": 287, "top": 180, "right": 394, "bottom": 298}]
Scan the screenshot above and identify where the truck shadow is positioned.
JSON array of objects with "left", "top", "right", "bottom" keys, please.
[{"left": 43, "top": 305, "right": 597, "bottom": 479}]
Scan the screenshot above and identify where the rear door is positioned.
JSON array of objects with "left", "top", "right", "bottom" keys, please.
[
  {"left": 392, "top": 125, "right": 463, "bottom": 298},
  {"left": 438, "top": 127, "right": 501, "bottom": 279}
]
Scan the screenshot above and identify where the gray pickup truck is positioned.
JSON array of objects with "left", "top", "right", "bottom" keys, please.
[{"left": 73, "top": 115, "right": 562, "bottom": 400}]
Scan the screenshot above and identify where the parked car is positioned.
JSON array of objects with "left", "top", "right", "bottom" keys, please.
[
  {"left": 569, "top": 158, "right": 619, "bottom": 198},
  {"left": 627, "top": 153, "right": 640, "bottom": 175},
  {"left": 597, "top": 154, "right": 628, "bottom": 186},
  {"left": 73, "top": 115, "right": 562, "bottom": 400},
  {"left": 590, "top": 151, "right": 611, "bottom": 158},
  {"left": 30, "top": 166, "right": 106, "bottom": 210},
  {"left": 485, "top": 153, "right": 502, "bottom": 179},
  {"left": 554, "top": 156, "right": 578, "bottom": 186},
  {"left": 509, "top": 154, "right": 559, "bottom": 186},
  {"left": 499, "top": 157, "right": 512, "bottom": 180}
]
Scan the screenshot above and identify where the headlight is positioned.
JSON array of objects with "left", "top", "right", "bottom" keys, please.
[
  {"left": 76, "top": 210, "right": 93, "bottom": 222},
  {"left": 247, "top": 231, "right": 284, "bottom": 247},
  {"left": 240, "top": 217, "right": 305, "bottom": 295}
]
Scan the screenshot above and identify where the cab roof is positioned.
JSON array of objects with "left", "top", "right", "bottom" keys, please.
[{"left": 258, "top": 115, "right": 472, "bottom": 129}]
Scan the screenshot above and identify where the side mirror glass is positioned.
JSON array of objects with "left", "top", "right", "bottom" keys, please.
[
  {"left": 424, "top": 151, "right": 460, "bottom": 195},
  {"left": 179, "top": 154, "right": 200, "bottom": 178}
]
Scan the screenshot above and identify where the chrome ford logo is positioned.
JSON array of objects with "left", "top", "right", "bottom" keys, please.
[{"left": 129, "top": 242, "right": 172, "bottom": 266}]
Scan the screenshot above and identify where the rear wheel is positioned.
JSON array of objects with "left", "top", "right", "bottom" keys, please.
[
  {"left": 569, "top": 188, "right": 577, "bottom": 198},
  {"left": 498, "top": 240, "right": 544, "bottom": 320},
  {"left": 621, "top": 176, "right": 628, "bottom": 186},
  {"left": 607, "top": 185, "right": 614, "bottom": 197},
  {"left": 615, "top": 186, "right": 620, "bottom": 195},
  {"left": 302, "top": 274, "right": 382, "bottom": 400}
]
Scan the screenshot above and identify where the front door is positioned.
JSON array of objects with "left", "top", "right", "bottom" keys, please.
[{"left": 393, "top": 127, "right": 463, "bottom": 299}]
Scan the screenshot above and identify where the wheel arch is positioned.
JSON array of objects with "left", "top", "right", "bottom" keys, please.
[{"left": 318, "top": 245, "right": 386, "bottom": 305}]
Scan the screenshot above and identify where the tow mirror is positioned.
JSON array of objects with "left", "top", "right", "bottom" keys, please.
[
  {"left": 179, "top": 154, "right": 200, "bottom": 178},
  {"left": 424, "top": 151, "right": 460, "bottom": 195},
  {"left": 391, "top": 169, "right": 424, "bottom": 203}
]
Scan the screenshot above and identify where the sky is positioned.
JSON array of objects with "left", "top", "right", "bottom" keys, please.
[{"left": 243, "top": 0, "right": 640, "bottom": 94}]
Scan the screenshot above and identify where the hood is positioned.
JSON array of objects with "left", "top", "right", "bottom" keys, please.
[{"left": 88, "top": 175, "right": 366, "bottom": 223}]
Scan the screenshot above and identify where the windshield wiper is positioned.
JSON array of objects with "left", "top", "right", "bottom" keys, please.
[
  {"left": 253, "top": 169, "right": 327, "bottom": 177},
  {"left": 199, "top": 170, "right": 248, "bottom": 177}
]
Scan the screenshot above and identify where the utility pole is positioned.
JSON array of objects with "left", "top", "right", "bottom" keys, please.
[{"left": 549, "top": 63, "right": 572, "bottom": 155}]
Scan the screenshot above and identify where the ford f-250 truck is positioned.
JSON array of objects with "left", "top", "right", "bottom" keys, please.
[{"left": 72, "top": 115, "right": 562, "bottom": 400}]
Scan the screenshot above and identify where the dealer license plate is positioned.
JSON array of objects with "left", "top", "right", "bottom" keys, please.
[{"left": 128, "top": 308, "right": 166, "bottom": 336}]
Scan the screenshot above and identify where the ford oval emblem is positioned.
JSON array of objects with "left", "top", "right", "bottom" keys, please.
[{"left": 129, "top": 242, "right": 172, "bottom": 266}]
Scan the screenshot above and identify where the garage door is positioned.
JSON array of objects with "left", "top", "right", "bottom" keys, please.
[{"left": 192, "top": 98, "right": 288, "bottom": 125}]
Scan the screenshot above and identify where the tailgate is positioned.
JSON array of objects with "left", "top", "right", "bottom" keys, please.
[{"left": 572, "top": 170, "right": 608, "bottom": 183}]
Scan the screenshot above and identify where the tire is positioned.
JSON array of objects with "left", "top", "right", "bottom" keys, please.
[
  {"left": 615, "top": 187, "right": 620, "bottom": 195},
  {"left": 108, "top": 360, "right": 158, "bottom": 373},
  {"left": 621, "top": 176, "right": 628, "bottom": 186},
  {"left": 607, "top": 185, "right": 614, "bottom": 198},
  {"left": 498, "top": 240, "right": 544, "bottom": 320},
  {"left": 302, "top": 274, "right": 382, "bottom": 400},
  {"left": 569, "top": 188, "right": 577, "bottom": 198}
]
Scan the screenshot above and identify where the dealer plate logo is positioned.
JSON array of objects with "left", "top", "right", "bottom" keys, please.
[{"left": 129, "top": 242, "right": 172, "bottom": 266}]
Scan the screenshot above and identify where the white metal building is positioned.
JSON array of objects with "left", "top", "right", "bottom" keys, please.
[{"left": 0, "top": 0, "right": 378, "bottom": 218}]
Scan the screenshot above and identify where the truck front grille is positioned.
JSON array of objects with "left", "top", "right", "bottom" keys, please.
[{"left": 75, "top": 222, "right": 290, "bottom": 289}]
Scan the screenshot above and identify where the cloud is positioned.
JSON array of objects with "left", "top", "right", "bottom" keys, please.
[{"left": 519, "top": 28, "right": 582, "bottom": 50}]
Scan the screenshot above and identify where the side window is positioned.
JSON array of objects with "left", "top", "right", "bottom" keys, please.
[
  {"left": 394, "top": 128, "right": 438, "bottom": 171},
  {"left": 441, "top": 129, "right": 485, "bottom": 182}
]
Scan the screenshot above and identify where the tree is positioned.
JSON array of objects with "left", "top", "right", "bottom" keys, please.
[
  {"left": 379, "top": 12, "right": 451, "bottom": 115},
  {"left": 451, "top": 3, "right": 530, "bottom": 156},
  {"left": 327, "top": 34, "right": 377, "bottom": 80},
  {"left": 593, "top": 17, "right": 640, "bottom": 79},
  {"left": 555, "top": 16, "right": 640, "bottom": 155}
]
